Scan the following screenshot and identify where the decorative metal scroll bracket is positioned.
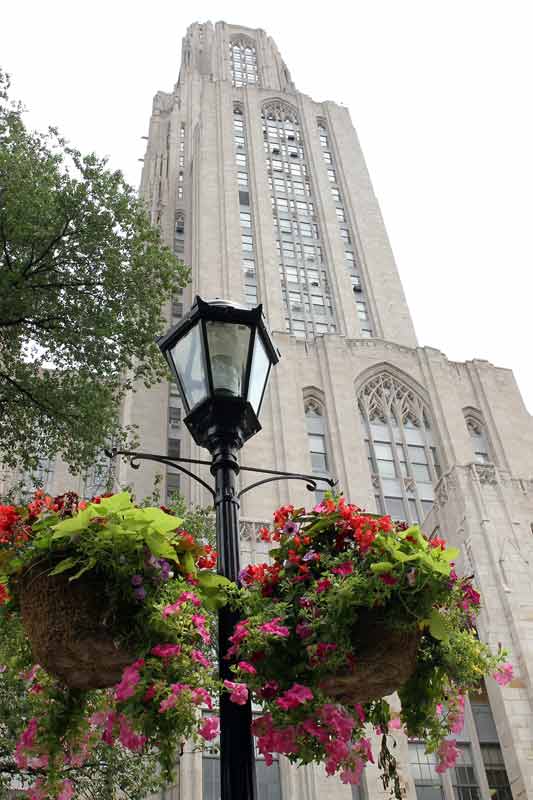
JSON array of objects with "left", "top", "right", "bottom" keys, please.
[{"left": 105, "top": 448, "right": 337, "bottom": 501}]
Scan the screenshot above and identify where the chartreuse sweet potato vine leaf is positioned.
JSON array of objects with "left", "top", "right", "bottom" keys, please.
[{"left": 428, "top": 608, "right": 450, "bottom": 642}]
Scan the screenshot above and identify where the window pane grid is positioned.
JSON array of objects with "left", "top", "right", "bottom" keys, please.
[
  {"left": 317, "top": 118, "right": 375, "bottom": 336},
  {"left": 360, "top": 375, "right": 439, "bottom": 524},
  {"left": 265, "top": 108, "right": 337, "bottom": 337}
]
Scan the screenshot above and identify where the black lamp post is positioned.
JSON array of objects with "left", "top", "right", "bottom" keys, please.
[
  {"left": 158, "top": 297, "right": 279, "bottom": 800},
  {"left": 107, "top": 297, "right": 336, "bottom": 800}
]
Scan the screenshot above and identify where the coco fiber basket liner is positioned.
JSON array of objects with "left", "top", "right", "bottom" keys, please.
[
  {"left": 321, "top": 617, "right": 419, "bottom": 704},
  {"left": 17, "top": 566, "right": 133, "bottom": 690}
]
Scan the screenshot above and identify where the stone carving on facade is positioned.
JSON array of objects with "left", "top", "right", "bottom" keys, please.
[
  {"left": 230, "top": 34, "right": 256, "bottom": 50},
  {"left": 239, "top": 521, "right": 255, "bottom": 541},
  {"left": 239, "top": 520, "right": 270, "bottom": 542},
  {"left": 435, "top": 478, "right": 448, "bottom": 509},
  {"left": 358, "top": 371, "right": 429, "bottom": 429},
  {"left": 371, "top": 473, "right": 380, "bottom": 490},
  {"left": 473, "top": 463, "right": 498, "bottom": 486},
  {"left": 403, "top": 477, "right": 416, "bottom": 493},
  {"left": 262, "top": 99, "right": 299, "bottom": 124}
]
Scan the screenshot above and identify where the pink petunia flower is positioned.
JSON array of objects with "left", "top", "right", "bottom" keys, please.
[
  {"left": 192, "top": 614, "right": 211, "bottom": 644},
  {"left": 151, "top": 643, "right": 182, "bottom": 659},
  {"left": 191, "top": 649, "right": 211, "bottom": 668},
  {"left": 276, "top": 683, "right": 313, "bottom": 711},
  {"left": 435, "top": 739, "right": 460, "bottom": 773},
  {"left": 493, "top": 663, "right": 513, "bottom": 687},
  {"left": 192, "top": 687, "right": 213, "bottom": 708},
  {"left": 114, "top": 660, "right": 144, "bottom": 702},
  {"left": 238, "top": 661, "right": 257, "bottom": 674},
  {"left": 259, "top": 617, "right": 290, "bottom": 637},
  {"left": 316, "top": 578, "right": 332, "bottom": 593},
  {"left": 199, "top": 716, "right": 220, "bottom": 741},
  {"left": 224, "top": 680, "right": 249, "bottom": 705},
  {"left": 162, "top": 591, "right": 202, "bottom": 618},
  {"left": 57, "top": 780, "right": 74, "bottom": 800}
]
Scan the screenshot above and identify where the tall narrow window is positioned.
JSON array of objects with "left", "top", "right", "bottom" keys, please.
[
  {"left": 471, "top": 684, "right": 512, "bottom": 800},
  {"left": 233, "top": 104, "right": 258, "bottom": 308},
  {"left": 409, "top": 741, "right": 445, "bottom": 800},
  {"left": 264, "top": 100, "right": 337, "bottom": 338},
  {"left": 464, "top": 411, "right": 493, "bottom": 464},
  {"left": 317, "top": 118, "right": 375, "bottom": 337},
  {"left": 358, "top": 371, "right": 440, "bottom": 523},
  {"left": 452, "top": 745, "right": 480, "bottom": 800},
  {"left": 230, "top": 37, "right": 260, "bottom": 87},
  {"left": 305, "top": 396, "right": 331, "bottom": 502}
]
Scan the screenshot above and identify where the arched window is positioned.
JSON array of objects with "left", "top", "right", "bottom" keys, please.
[
  {"left": 230, "top": 37, "right": 259, "bottom": 87},
  {"left": 358, "top": 370, "right": 441, "bottom": 523},
  {"left": 465, "top": 411, "right": 492, "bottom": 464},
  {"left": 304, "top": 396, "right": 331, "bottom": 503}
]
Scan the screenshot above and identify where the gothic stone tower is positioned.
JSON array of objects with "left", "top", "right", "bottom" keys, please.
[{"left": 126, "top": 20, "right": 533, "bottom": 800}]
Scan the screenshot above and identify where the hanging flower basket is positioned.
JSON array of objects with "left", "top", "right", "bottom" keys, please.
[
  {"left": 227, "top": 497, "right": 512, "bottom": 797},
  {"left": 17, "top": 567, "right": 134, "bottom": 689},
  {"left": 0, "top": 489, "right": 227, "bottom": 799},
  {"left": 319, "top": 613, "right": 419, "bottom": 705}
]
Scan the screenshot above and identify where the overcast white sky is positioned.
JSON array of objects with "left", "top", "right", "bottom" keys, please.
[{"left": 4, "top": 0, "right": 533, "bottom": 411}]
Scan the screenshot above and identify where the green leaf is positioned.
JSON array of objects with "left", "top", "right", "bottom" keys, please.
[
  {"left": 123, "top": 507, "right": 182, "bottom": 535},
  {"left": 440, "top": 547, "right": 459, "bottom": 562},
  {"left": 197, "top": 572, "right": 232, "bottom": 592},
  {"left": 369, "top": 561, "right": 394, "bottom": 574},
  {"left": 181, "top": 551, "right": 196, "bottom": 575},
  {"left": 429, "top": 609, "right": 449, "bottom": 642},
  {"left": 48, "top": 557, "right": 80, "bottom": 576},
  {"left": 68, "top": 558, "right": 97, "bottom": 581},
  {"left": 99, "top": 492, "right": 133, "bottom": 514},
  {"left": 145, "top": 531, "right": 179, "bottom": 563},
  {"left": 51, "top": 506, "right": 95, "bottom": 538},
  {"left": 203, "top": 593, "right": 228, "bottom": 611}
]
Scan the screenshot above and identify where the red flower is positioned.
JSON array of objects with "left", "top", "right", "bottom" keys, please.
[
  {"left": 430, "top": 536, "right": 447, "bottom": 550},
  {"left": 0, "top": 584, "right": 9, "bottom": 605},
  {"left": 258, "top": 527, "right": 272, "bottom": 542},
  {"left": 332, "top": 561, "right": 353, "bottom": 576},
  {"left": 197, "top": 545, "right": 218, "bottom": 569},
  {"left": 378, "top": 573, "right": 397, "bottom": 586}
]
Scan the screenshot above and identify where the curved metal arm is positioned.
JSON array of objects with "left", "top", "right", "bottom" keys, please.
[
  {"left": 105, "top": 448, "right": 216, "bottom": 499},
  {"left": 238, "top": 473, "right": 337, "bottom": 499},
  {"left": 105, "top": 448, "right": 337, "bottom": 502},
  {"left": 238, "top": 467, "right": 337, "bottom": 498}
]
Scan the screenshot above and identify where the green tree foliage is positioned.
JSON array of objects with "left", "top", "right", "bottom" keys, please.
[{"left": 0, "top": 70, "right": 188, "bottom": 473}]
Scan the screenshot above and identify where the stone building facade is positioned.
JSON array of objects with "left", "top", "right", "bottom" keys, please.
[{"left": 14, "top": 19, "right": 533, "bottom": 800}]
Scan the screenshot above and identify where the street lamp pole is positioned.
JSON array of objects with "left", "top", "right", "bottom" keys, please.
[
  {"left": 210, "top": 438, "right": 257, "bottom": 799},
  {"left": 109, "top": 297, "right": 337, "bottom": 800}
]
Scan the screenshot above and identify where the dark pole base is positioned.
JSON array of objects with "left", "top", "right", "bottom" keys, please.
[{"left": 210, "top": 436, "right": 257, "bottom": 800}]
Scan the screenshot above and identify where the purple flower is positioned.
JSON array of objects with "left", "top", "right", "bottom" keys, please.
[
  {"left": 134, "top": 586, "right": 146, "bottom": 601},
  {"left": 283, "top": 520, "right": 300, "bottom": 535},
  {"left": 302, "top": 550, "right": 318, "bottom": 562},
  {"left": 131, "top": 574, "right": 143, "bottom": 587}
]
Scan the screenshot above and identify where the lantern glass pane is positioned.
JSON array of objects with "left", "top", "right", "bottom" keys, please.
[
  {"left": 205, "top": 321, "right": 251, "bottom": 398},
  {"left": 169, "top": 324, "right": 208, "bottom": 410},
  {"left": 248, "top": 333, "right": 271, "bottom": 414}
]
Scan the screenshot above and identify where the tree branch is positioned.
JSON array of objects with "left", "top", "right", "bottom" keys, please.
[
  {"left": 0, "top": 221, "right": 12, "bottom": 269},
  {"left": 0, "top": 315, "right": 60, "bottom": 328},
  {"left": 0, "top": 371, "right": 80, "bottom": 423},
  {"left": 23, "top": 217, "right": 72, "bottom": 275}
]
